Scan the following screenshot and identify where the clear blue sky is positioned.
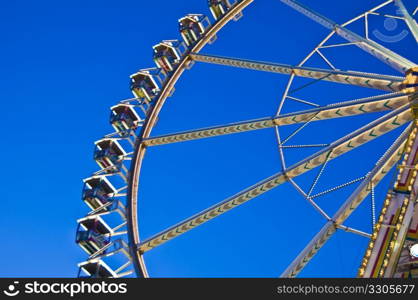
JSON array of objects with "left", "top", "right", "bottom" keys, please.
[{"left": 0, "top": 0, "right": 416, "bottom": 277}]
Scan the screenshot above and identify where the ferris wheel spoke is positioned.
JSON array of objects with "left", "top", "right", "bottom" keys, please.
[
  {"left": 286, "top": 96, "right": 320, "bottom": 107},
  {"left": 281, "top": 113, "right": 318, "bottom": 145},
  {"left": 367, "top": 12, "right": 406, "bottom": 21},
  {"left": 320, "top": 42, "right": 360, "bottom": 49},
  {"left": 309, "top": 175, "right": 367, "bottom": 199},
  {"left": 190, "top": 53, "right": 405, "bottom": 92},
  {"left": 288, "top": 178, "right": 331, "bottom": 220},
  {"left": 275, "top": 126, "right": 287, "bottom": 170},
  {"left": 136, "top": 106, "right": 410, "bottom": 253},
  {"left": 280, "top": 0, "right": 416, "bottom": 73},
  {"left": 281, "top": 221, "right": 337, "bottom": 278},
  {"left": 144, "top": 93, "right": 410, "bottom": 146},
  {"left": 280, "top": 144, "right": 329, "bottom": 149},
  {"left": 394, "top": 0, "right": 418, "bottom": 43},
  {"left": 336, "top": 224, "right": 372, "bottom": 239},
  {"left": 280, "top": 124, "right": 410, "bottom": 278},
  {"left": 315, "top": 49, "right": 336, "bottom": 70},
  {"left": 307, "top": 150, "right": 332, "bottom": 197}
]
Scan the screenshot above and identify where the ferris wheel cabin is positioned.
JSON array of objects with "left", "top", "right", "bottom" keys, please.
[
  {"left": 178, "top": 14, "right": 210, "bottom": 46},
  {"left": 94, "top": 138, "right": 126, "bottom": 172},
  {"left": 78, "top": 260, "right": 117, "bottom": 278},
  {"left": 208, "top": 0, "right": 233, "bottom": 19},
  {"left": 130, "top": 70, "right": 160, "bottom": 101},
  {"left": 82, "top": 175, "right": 117, "bottom": 211},
  {"left": 153, "top": 40, "right": 187, "bottom": 73},
  {"left": 110, "top": 103, "right": 142, "bottom": 137},
  {"left": 76, "top": 215, "right": 112, "bottom": 256}
]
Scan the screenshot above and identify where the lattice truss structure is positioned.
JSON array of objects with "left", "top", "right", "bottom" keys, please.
[{"left": 75, "top": 0, "right": 418, "bottom": 278}]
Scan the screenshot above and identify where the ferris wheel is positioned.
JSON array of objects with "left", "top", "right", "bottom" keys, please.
[{"left": 75, "top": 0, "right": 418, "bottom": 278}]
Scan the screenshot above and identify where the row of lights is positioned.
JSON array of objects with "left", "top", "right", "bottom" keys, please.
[{"left": 358, "top": 124, "right": 418, "bottom": 277}]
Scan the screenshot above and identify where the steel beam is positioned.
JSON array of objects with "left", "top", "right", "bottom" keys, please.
[
  {"left": 190, "top": 53, "right": 405, "bottom": 91},
  {"left": 138, "top": 106, "right": 411, "bottom": 252},
  {"left": 144, "top": 93, "right": 410, "bottom": 146}
]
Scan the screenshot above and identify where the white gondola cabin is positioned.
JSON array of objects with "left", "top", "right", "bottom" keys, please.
[
  {"left": 82, "top": 176, "right": 117, "bottom": 211},
  {"left": 153, "top": 40, "right": 187, "bottom": 72},
  {"left": 130, "top": 69, "right": 162, "bottom": 101},
  {"left": 178, "top": 14, "right": 210, "bottom": 46},
  {"left": 208, "top": 0, "right": 242, "bottom": 21},
  {"left": 94, "top": 138, "right": 126, "bottom": 172},
  {"left": 78, "top": 259, "right": 117, "bottom": 278},
  {"left": 208, "top": 0, "right": 232, "bottom": 20},
  {"left": 110, "top": 103, "right": 142, "bottom": 137},
  {"left": 76, "top": 215, "right": 113, "bottom": 255}
]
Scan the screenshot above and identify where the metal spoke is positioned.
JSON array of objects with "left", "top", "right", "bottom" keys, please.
[
  {"left": 320, "top": 42, "right": 360, "bottom": 49},
  {"left": 137, "top": 106, "right": 411, "bottom": 253},
  {"left": 280, "top": 0, "right": 416, "bottom": 73},
  {"left": 288, "top": 74, "right": 332, "bottom": 95},
  {"left": 371, "top": 182, "right": 376, "bottom": 230},
  {"left": 281, "top": 113, "right": 319, "bottom": 145},
  {"left": 299, "top": 31, "right": 336, "bottom": 66},
  {"left": 280, "top": 123, "right": 411, "bottom": 277},
  {"left": 310, "top": 175, "right": 367, "bottom": 199},
  {"left": 114, "top": 261, "right": 132, "bottom": 274},
  {"left": 288, "top": 178, "right": 331, "bottom": 220},
  {"left": 280, "top": 144, "right": 329, "bottom": 148},
  {"left": 368, "top": 12, "right": 406, "bottom": 21},
  {"left": 336, "top": 224, "right": 372, "bottom": 238},
  {"left": 286, "top": 96, "right": 320, "bottom": 107},
  {"left": 307, "top": 151, "right": 332, "bottom": 197},
  {"left": 316, "top": 49, "right": 336, "bottom": 70},
  {"left": 276, "top": 74, "right": 295, "bottom": 115},
  {"left": 275, "top": 126, "right": 287, "bottom": 170},
  {"left": 144, "top": 93, "right": 410, "bottom": 146},
  {"left": 365, "top": 12, "right": 370, "bottom": 40},
  {"left": 191, "top": 53, "right": 405, "bottom": 91},
  {"left": 274, "top": 73, "right": 296, "bottom": 171},
  {"left": 394, "top": 0, "right": 418, "bottom": 43}
]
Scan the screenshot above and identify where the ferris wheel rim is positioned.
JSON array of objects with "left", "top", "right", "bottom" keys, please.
[{"left": 126, "top": 0, "right": 255, "bottom": 278}]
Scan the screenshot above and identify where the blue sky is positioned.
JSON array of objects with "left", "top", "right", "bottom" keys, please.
[{"left": 0, "top": 0, "right": 417, "bottom": 277}]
